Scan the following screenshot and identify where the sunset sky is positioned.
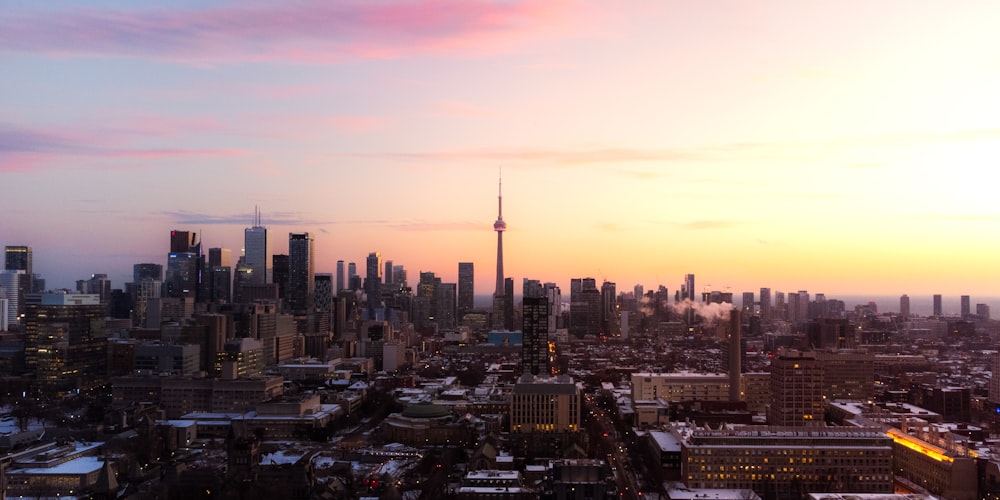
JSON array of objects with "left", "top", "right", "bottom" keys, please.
[{"left": 3, "top": 1, "right": 1000, "bottom": 305}]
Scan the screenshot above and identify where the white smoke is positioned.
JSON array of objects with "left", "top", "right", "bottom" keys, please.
[{"left": 672, "top": 298, "right": 735, "bottom": 323}]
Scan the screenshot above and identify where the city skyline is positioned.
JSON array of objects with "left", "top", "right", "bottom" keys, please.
[{"left": 4, "top": 2, "right": 1000, "bottom": 298}]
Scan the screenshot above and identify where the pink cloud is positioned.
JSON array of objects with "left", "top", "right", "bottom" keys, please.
[
  {"left": 0, "top": 0, "right": 585, "bottom": 64},
  {"left": 0, "top": 123, "right": 247, "bottom": 172}
]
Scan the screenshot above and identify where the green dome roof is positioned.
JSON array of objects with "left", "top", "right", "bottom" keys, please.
[{"left": 401, "top": 402, "right": 450, "bottom": 419}]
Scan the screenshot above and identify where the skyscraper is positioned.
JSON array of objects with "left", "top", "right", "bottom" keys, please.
[
  {"left": 769, "top": 349, "right": 823, "bottom": 427},
  {"left": 458, "top": 262, "right": 474, "bottom": 318},
  {"left": 170, "top": 230, "right": 196, "bottom": 254},
  {"left": 4, "top": 245, "right": 32, "bottom": 275},
  {"left": 492, "top": 175, "right": 507, "bottom": 329},
  {"left": 600, "top": 281, "right": 617, "bottom": 335},
  {"left": 960, "top": 295, "right": 971, "bottom": 319},
  {"left": 741, "top": 291, "right": 754, "bottom": 316},
  {"left": 684, "top": 274, "right": 695, "bottom": 301},
  {"left": 544, "top": 282, "right": 561, "bottom": 333},
  {"left": 272, "top": 254, "right": 289, "bottom": 300},
  {"left": 244, "top": 208, "right": 269, "bottom": 285},
  {"left": 759, "top": 287, "right": 771, "bottom": 322},
  {"left": 900, "top": 294, "right": 910, "bottom": 319},
  {"left": 0, "top": 270, "right": 24, "bottom": 328},
  {"left": 24, "top": 293, "right": 108, "bottom": 394},
  {"left": 727, "top": 309, "right": 742, "bottom": 402},
  {"left": 522, "top": 294, "right": 550, "bottom": 376},
  {"left": 933, "top": 294, "right": 943, "bottom": 316},
  {"left": 133, "top": 263, "right": 163, "bottom": 282},
  {"left": 365, "top": 252, "right": 382, "bottom": 314},
  {"left": 384, "top": 260, "right": 394, "bottom": 285},
  {"left": 288, "top": 233, "right": 315, "bottom": 315},
  {"left": 208, "top": 248, "right": 232, "bottom": 268},
  {"left": 336, "top": 260, "right": 345, "bottom": 293},
  {"left": 165, "top": 251, "right": 198, "bottom": 299}
]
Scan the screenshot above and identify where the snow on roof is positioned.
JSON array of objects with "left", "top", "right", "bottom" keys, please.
[
  {"left": 11, "top": 456, "right": 104, "bottom": 476},
  {"left": 261, "top": 450, "right": 307, "bottom": 466}
]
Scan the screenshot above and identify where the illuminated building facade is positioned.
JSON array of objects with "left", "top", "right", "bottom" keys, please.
[
  {"left": 510, "top": 375, "right": 580, "bottom": 433},
  {"left": 768, "top": 349, "right": 823, "bottom": 426},
  {"left": 24, "top": 293, "right": 108, "bottom": 394},
  {"left": 678, "top": 426, "right": 892, "bottom": 499}
]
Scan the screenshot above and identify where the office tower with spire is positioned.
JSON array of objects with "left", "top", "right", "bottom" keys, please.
[
  {"left": 458, "top": 262, "right": 474, "bottom": 319},
  {"left": 288, "top": 233, "right": 315, "bottom": 316},
  {"left": 244, "top": 207, "right": 270, "bottom": 285},
  {"left": 492, "top": 175, "right": 507, "bottom": 329}
]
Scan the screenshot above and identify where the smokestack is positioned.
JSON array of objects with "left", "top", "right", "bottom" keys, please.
[{"left": 728, "top": 309, "right": 742, "bottom": 403}]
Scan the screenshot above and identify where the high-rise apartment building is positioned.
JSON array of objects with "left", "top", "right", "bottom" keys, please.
[
  {"left": 569, "top": 278, "right": 601, "bottom": 337},
  {"left": 600, "top": 281, "right": 617, "bottom": 335},
  {"left": 435, "top": 282, "right": 457, "bottom": 330},
  {"left": 244, "top": 209, "right": 270, "bottom": 285},
  {"left": 759, "top": 287, "right": 771, "bottom": 322},
  {"left": 336, "top": 260, "right": 345, "bottom": 293},
  {"left": 544, "top": 282, "right": 561, "bottom": 333},
  {"left": 288, "top": 233, "right": 315, "bottom": 315},
  {"left": 933, "top": 294, "right": 943, "bottom": 316},
  {"left": 365, "top": 252, "right": 382, "bottom": 314},
  {"left": 768, "top": 349, "right": 823, "bottom": 426},
  {"left": 978, "top": 303, "right": 991, "bottom": 320},
  {"left": 522, "top": 292, "right": 550, "bottom": 377},
  {"left": 383, "top": 260, "right": 393, "bottom": 285},
  {"left": 24, "top": 293, "right": 108, "bottom": 394},
  {"left": 458, "top": 262, "right": 474, "bottom": 318},
  {"left": 741, "top": 291, "right": 754, "bottom": 316}
]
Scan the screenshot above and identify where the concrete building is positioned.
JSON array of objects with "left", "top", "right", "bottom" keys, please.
[
  {"left": 631, "top": 372, "right": 731, "bottom": 403},
  {"left": 677, "top": 425, "right": 892, "bottom": 499},
  {"left": 24, "top": 293, "right": 108, "bottom": 394},
  {"left": 510, "top": 375, "right": 580, "bottom": 433},
  {"left": 768, "top": 349, "right": 823, "bottom": 426}
]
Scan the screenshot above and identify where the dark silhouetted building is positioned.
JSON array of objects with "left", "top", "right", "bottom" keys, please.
[
  {"left": 522, "top": 294, "right": 549, "bottom": 377},
  {"left": 288, "top": 233, "right": 314, "bottom": 316},
  {"left": 458, "top": 262, "right": 474, "bottom": 319}
]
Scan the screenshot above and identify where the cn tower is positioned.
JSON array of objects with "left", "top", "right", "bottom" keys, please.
[{"left": 492, "top": 174, "right": 507, "bottom": 329}]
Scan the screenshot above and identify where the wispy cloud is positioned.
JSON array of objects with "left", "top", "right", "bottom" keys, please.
[
  {"left": 340, "top": 127, "right": 1000, "bottom": 167},
  {"left": 0, "top": 0, "right": 581, "bottom": 64},
  {"left": 0, "top": 123, "right": 246, "bottom": 172},
  {"left": 162, "top": 210, "right": 480, "bottom": 231},
  {"left": 675, "top": 220, "right": 745, "bottom": 230}
]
